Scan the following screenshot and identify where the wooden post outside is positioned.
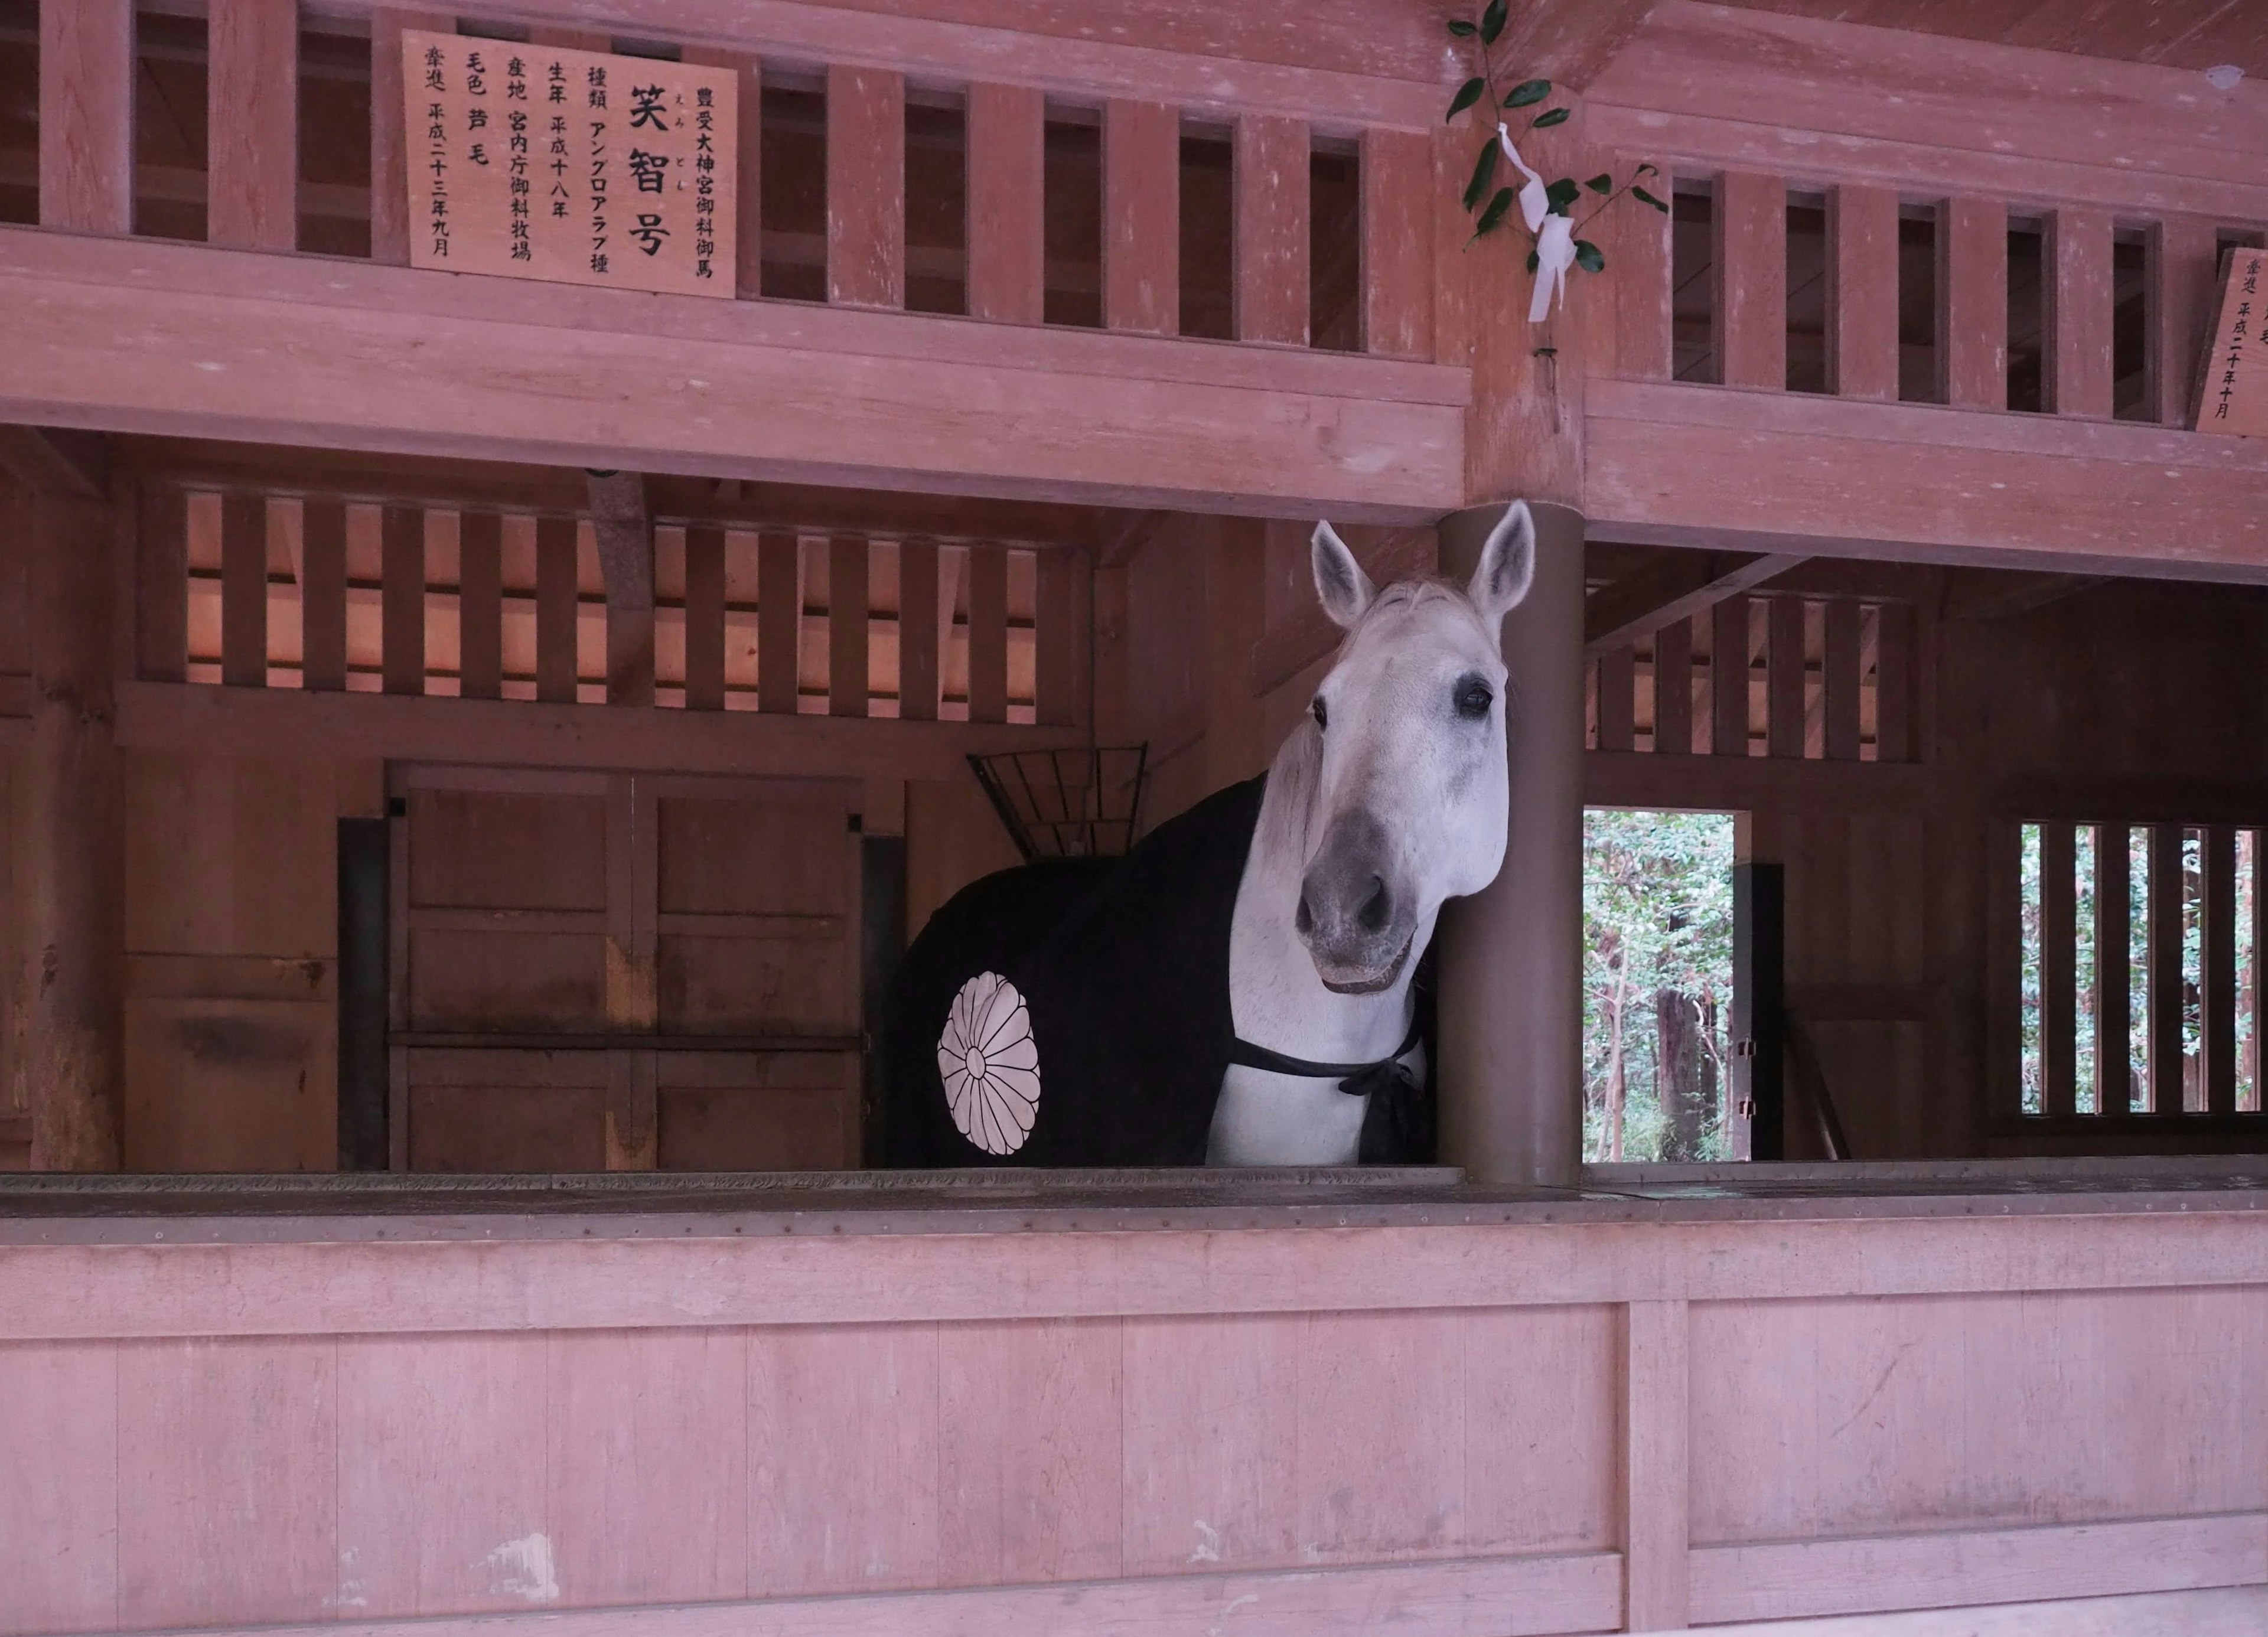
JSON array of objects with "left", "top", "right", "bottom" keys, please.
[
  {"left": 21, "top": 494, "right": 125, "bottom": 1169},
  {"left": 208, "top": 0, "right": 300, "bottom": 251},
  {"left": 1103, "top": 100, "right": 1180, "bottom": 335},
  {"left": 39, "top": 0, "right": 135, "bottom": 234},
  {"left": 1435, "top": 501, "right": 1585, "bottom": 1187},
  {"left": 968, "top": 84, "right": 1046, "bottom": 325},
  {"left": 1827, "top": 184, "right": 1899, "bottom": 400}
]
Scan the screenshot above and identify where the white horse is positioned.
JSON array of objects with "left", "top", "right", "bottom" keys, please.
[
  {"left": 881, "top": 501, "right": 1533, "bottom": 1169},
  {"left": 1210, "top": 501, "right": 1534, "bottom": 1163}
]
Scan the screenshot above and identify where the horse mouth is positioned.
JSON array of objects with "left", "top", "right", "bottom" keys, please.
[{"left": 1316, "top": 931, "right": 1415, "bottom": 996}]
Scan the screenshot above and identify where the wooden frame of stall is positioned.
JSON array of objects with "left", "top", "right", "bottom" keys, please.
[{"left": 2, "top": 2, "right": 2268, "bottom": 1634}]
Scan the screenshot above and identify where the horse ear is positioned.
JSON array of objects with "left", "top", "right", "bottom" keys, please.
[
  {"left": 1311, "top": 520, "right": 1376, "bottom": 630},
  {"left": 1466, "top": 500, "right": 1536, "bottom": 624}
]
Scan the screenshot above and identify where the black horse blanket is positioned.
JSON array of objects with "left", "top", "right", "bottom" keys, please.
[{"left": 879, "top": 775, "right": 1435, "bottom": 1168}]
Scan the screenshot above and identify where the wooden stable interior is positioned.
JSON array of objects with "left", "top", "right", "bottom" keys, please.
[{"left": 2, "top": 2, "right": 2268, "bottom": 1635}]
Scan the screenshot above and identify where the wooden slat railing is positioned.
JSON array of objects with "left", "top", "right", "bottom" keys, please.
[{"left": 145, "top": 487, "right": 1077, "bottom": 726}]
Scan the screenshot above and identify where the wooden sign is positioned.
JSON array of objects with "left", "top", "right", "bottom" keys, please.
[
  {"left": 2195, "top": 246, "right": 2266, "bottom": 437},
  {"left": 403, "top": 31, "right": 737, "bottom": 298}
]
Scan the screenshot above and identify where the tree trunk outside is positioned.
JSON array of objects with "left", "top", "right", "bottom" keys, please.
[{"left": 1657, "top": 988, "right": 1717, "bottom": 1161}]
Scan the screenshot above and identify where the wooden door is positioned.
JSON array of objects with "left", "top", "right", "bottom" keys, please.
[{"left": 391, "top": 767, "right": 862, "bottom": 1171}]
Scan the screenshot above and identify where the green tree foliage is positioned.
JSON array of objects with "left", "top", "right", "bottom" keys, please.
[{"left": 1583, "top": 810, "right": 1735, "bottom": 1161}]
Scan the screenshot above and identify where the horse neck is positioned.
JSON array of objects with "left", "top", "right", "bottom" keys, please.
[{"left": 1227, "top": 720, "right": 1426, "bottom": 1062}]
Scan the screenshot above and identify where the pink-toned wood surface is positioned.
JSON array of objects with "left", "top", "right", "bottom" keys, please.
[
  {"left": 1585, "top": 380, "right": 2268, "bottom": 572},
  {"left": 219, "top": 493, "right": 268, "bottom": 688},
  {"left": 1588, "top": 2, "right": 2268, "bottom": 220},
  {"left": 1235, "top": 115, "right": 1311, "bottom": 346},
  {"left": 828, "top": 536, "right": 869, "bottom": 716},
  {"left": 1034, "top": 547, "right": 1086, "bottom": 728},
  {"left": 135, "top": 490, "right": 188, "bottom": 684},
  {"left": 37, "top": 0, "right": 134, "bottom": 235},
  {"left": 381, "top": 506, "right": 425, "bottom": 695},
  {"left": 1829, "top": 185, "right": 1899, "bottom": 400},
  {"left": 965, "top": 543, "right": 1009, "bottom": 725},
  {"left": 1360, "top": 129, "right": 1432, "bottom": 360},
  {"left": 826, "top": 67, "right": 907, "bottom": 309},
  {"left": 369, "top": 11, "right": 455, "bottom": 265},
  {"left": 1102, "top": 100, "right": 1181, "bottom": 336},
  {"left": 0, "top": 230, "right": 1464, "bottom": 523},
  {"left": 683, "top": 524, "right": 727, "bottom": 710},
  {"left": 0, "top": 1341, "right": 118, "bottom": 1634},
  {"left": 2151, "top": 216, "right": 2220, "bottom": 427},
  {"left": 898, "top": 537, "right": 940, "bottom": 721},
  {"left": 207, "top": 0, "right": 299, "bottom": 253},
  {"left": 2048, "top": 208, "right": 2114, "bottom": 418},
  {"left": 1716, "top": 172, "right": 1787, "bottom": 390},
  {"left": 1606, "top": 155, "right": 1674, "bottom": 383},
  {"left": 1623, "top": 1299, "right": 1690, "bottom": 1632},
  {"left": 757, "top": 529, "right": 801, "bottom": 714},
  {"left": 301, "top": 498, "right": 350, "bottom": 693},
  {"left": 967, "top": 85, "right": 1046, "bottom": 326},
  {"left": 535, "top": 516, "right": 579, "bottom": 705},
  {"left": 1942, "top": 197, "right": 2008, "bottom": 410},
  {"left": 457, "top": 510, "right": 503, "bottom": 701},
  {"left": 679, "top": 49, "right": 765, "bottom": 298}
]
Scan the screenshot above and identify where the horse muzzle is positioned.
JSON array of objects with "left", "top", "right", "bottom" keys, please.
[{"left": 1296, "top": 811, "right": 1418, "bottom": 994}]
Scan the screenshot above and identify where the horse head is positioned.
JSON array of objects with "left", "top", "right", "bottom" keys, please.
[{"left": 1295, "top": 503, "right": 1534, "bottom": 994}]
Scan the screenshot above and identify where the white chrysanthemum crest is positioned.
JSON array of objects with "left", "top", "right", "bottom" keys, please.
[{"left": 937, "top": 972, "right": 1042, "bottom": 1156}]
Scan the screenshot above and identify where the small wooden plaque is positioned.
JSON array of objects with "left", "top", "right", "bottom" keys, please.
[
  {"left": 2194, "top": 246, "right": 2266, "bottom": 437},
  {"left": 403, "top": 31, "right": 738, "bottom": 298}
]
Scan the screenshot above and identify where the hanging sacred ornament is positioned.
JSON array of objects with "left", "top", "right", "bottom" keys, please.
[{"left": 1443, "top": 1, "right": 1667, "bottom": 321}]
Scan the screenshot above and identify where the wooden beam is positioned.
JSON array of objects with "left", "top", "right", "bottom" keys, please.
[
  {"left": 1584, "top": 548, "right": 1807, "bottom": 656},
  {"left": 1358, "top": 129, "right": 1431, "bottom": 360},
  {"left": 0, "top": 426, "right": 106, "bottom": 498},
  {"left": 1945, "top": 572, "right": 2112, "bottom": 621},
  {"left": 112, "top": 680, "right": 1087, "bottom": 781},
  {"left": 1716, "top": 172, "right": 1786, "bottom": 390},
  {"left": 1502, "top": 0, "right": 1656, "bottom": 91},
  {"left": 1942, "top": 197, "right": 2008, "bottom": 410},
  {"left": 0, "top": 230, "right": 1464, "bottom": 524},
  {"left": 38, "top": 0, "right": 133, "bottom": 234},
  {"left": 587, "top": 470, "right": 654, "bottom": 707}
]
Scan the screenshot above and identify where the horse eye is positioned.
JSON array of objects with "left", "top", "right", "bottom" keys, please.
[
  {"left": 1455, "top": 679, "right": 1493, "bottom": 719},
  {"left": 1311, "top": 695, "right": 1329, "bottom": 732}
]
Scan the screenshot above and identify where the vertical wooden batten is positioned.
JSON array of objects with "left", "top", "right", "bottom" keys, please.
[
  {"left": 456, "top": 509, "right": 502, "bottom": 701},
  {"left": 967, "top": 84, "right": 1045, "bottom": 326},
  {"left": 1622, "top": 1299, "right": 1691, "bottom": 1632},
  {"left": 1358, "top": 128, "right": 1432, "bottom": 360},
  {"left": 380, "top": 505, "right": 425, "bottom": 696},
  {"left": 589, "top": 472, "right": 654, "bottom": 708},
  {"left": 1716, "top": 172, "right": 1787, "bottom": 390},
  {"left": 1608, "top": 153, "right": 1673, "bottom": 382},
  {"left": 2149, "top": 215, "right": 2220, "bottom": 427},
  {"left": 2203, "top": 826, "right": 2237, "bottom": 1117},
  {"left": 219, "top": 492, "right": 268, "bottom": 688},
  {"left": 1828, "top": 184, "right": 1899, "bottom": 400},
  {"left": 1941, "top": 197, "right": 2009, "bottom": 410},
  {"left": 965, "top": 543, "right": 1009, "bottom": 725},
  {"left": 38, "top": 0, "right": 135, "bottom": 234},
  {"left": 207, "top": 0, "right": 301, "bottom": 252},
  {"left": 535, "top": 514, "right": 579, "bottom": 704},
  {"left": 757, "top": 530, "right": 801, "bottom": 714},
  {"left": 828, "top": 536, "right": 869, "bottom": 718},
  {"left": 1034, "top": 549, "right": 1087, "bottom": 729},
  {"left": 300, "top": 498, "right": 348, "bottom": 693},
  {"left": 826, "top": 66, "right": 907, "bottom": 309},
  {"left": 2096, "top": 827, "right": 2131, "bottom": 1114},
  {"left": 1234, "top": 114, "right": 1310, "bottom": 345},
  {"left": 2039, "top": 820, "right": 2076, "bottom": 1118},
  {"left": 2047, "top": 208, "right": 2114, "bottom": 417},
  {"left": 682, "top": 524, "right": 726, "bottom": 711},
  {"left": 133, "top": 489, "right": 188, "bottom": 684},
  {"left": 21, "top": 494, "right": 126, "bottom": 1170},
  {"left": 897, "top": 537, "right": 940, "bottom": 722},
  {"left": 1102, "top": 99, "right": 1181, "bottom": 336}
]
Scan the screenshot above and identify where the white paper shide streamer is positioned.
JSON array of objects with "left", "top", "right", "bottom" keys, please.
[{"left": 1499, "top": 122, "right": 1577, "bottom": 324}]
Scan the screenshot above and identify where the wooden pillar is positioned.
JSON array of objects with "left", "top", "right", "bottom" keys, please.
[
  {"left": 208, "top": 0, "right": 301, "bottom": 252},
  {"left": 826, "top": 66, "right": 905, "bottom": 309},
  {"left": 1827, "top": 184, "right": 1899, "bottom": 400},
  {"left": 1435, "top": 500, "right": 1586, "bottom": 1187},
  {"left": 20, "top": 493, "right": 125, "bottom": 1170},
  {"left": 1234, "top": 113, "right": 1309, "bottom": 345},
  {"left": 1103, "top": 100, "right": 1179, "bottom": 335},
  {"left": 39, "top": 0, "right": 135, "bottom": 234},
  {"left": 968, "top": 84, "right": 1046, "bottom": 325}
]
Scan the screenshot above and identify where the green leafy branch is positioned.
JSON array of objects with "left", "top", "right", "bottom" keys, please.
[{"left": 1445, "top": 0, "right": 1669, "bottom": 277}]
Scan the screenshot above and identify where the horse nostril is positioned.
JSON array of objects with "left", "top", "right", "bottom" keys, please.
[
  {"left": 1356, "top": 875, "right": 1391, "bottom": 934},
  {"left": 1295, "top": 893, "right": 1315, "bottom": 936}
]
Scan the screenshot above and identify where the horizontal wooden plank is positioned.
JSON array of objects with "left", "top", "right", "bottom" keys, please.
[
  {"left": 0, "top": 230, "right": 1465, "bottom": 524},
  {"left": 4, "top": 1550, "right": 1619, "bottom": 1637},
  {"left": 5, "top": 1210, "right": 2268, "bottom": 1340},
  {"left": 1586, "top": 381, "right": 2268, "bottom": 578},
  {"left": 379, "top": 0, "right": 1445, "bottom": 128},
  {"left": 1703, "top": 1587, "right": 2268, "bottom": 1637},
  {"left": 1691, "top": 1514, "right": 2268, "bottom": 1626},
  {"left": 112, "top": 681, "right": 1084, "bottom": 782},
  {"left": 1590, "top": 2, "right": 2268, "bottom": 220}
]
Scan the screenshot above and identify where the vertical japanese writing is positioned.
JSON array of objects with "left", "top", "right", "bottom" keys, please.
[
  {"left": 506, "top": 57, "right": 531, "bottom": 262},
  {"left": 588, "top": 64, "right": 610, "bottom": 274},
  {"left": 423, "top": 45, "right": 449, "bottom": 260},
  {"left": 693, "top": 87, "right": 717, "bottom": 281}
]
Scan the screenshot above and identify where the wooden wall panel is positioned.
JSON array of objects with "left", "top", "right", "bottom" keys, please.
[
  {"left": 2048, "top": 207, "right": 2115, "bottom": 417},
  {"left": 1359, "top": 129, "right": 1431, "bottom": 360},
  {"left": 38, "top": 0, "right": 135, "bottom": 234},
  {"left": 0, "top": 1341, "right": 119, "bottom": 1632},
  {"left": 1596, "top": 649, "right": 1634, "bottom": 754},
  {"left": 1829, "top": 184, "right": 1899, "bottom": 400},
  {"left": 826, "top": 67, "right": 906, "bottom": 309},
  {"left": 1690, "top": 1288, "right": 2268, "bottom": 1545},
  {"left": 207, "top": 0, "right": 299, "bottom": 252},
  {"left": 968, "top": 85, "right": 1046, "bottom": 326},
  {"left": 1716, "top": 172, "right": 1787, "bottom": 390},
  {"left": 1624, "top": 1300, "right": 1690, "bottom": 1632},
  {"left": 1235, "top": 115, "right": 1310, "bottom": 345},
  {"left": 1102, "top": 100, "right": 1181, "bottom": 336},
  {"left": 1942, "top": 197, "right": 2008, "bottom": 410},
  {"left": 1712, "top": 596, "right": 1749, "bottom": 757}
]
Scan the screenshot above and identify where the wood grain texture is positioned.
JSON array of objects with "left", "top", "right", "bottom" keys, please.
[
  {"left": 1102, "top": 100, "right": 1181, "bottom": 336},
  {"left": 382, "top": 506, "right": 425, "bottom": 696},
  {"left": 966, "top": 543, "right": 1009, "bottom": 725},
  {"left": 0, "top": 229, "right": 1464, "bottom": 523},
  {"left": 1624, "top": 1299, "right": 1690, "bottom": 1632},
  {"left": 1610, "top": 153, "right": 1674, "bottom": 382},
  {"left": 829, "top": 537, "right": 869, "bottom": 717},
  {"left": 1716, "top": 172, "right": 1787, "bottom": 390},
  {"left": 758, "top": 530, "right": 801, "bottom": 715},
  {"left": 136, "top": 488, "right": 189, "bottom": 684},
  {"left": 38, "top": 0, "right": 134, "bottom": 234},
  {"left": 1829, "top": 184, "right": 1899, "bottom": 400},
  {"left": 1598, "top": 648, "right": 1636, "bottom": 754},
  {"left": 1942, "top": 197, "right": 2008, "bottom": 410},
  {"left": 207, "top": 0, "right": 299, "bottom": 252},
  {"left": 827, "top": 67, "right": 906, "bottom": 309},
  {"left": 457, "top": 510, "right": 503, "bottom": 701},
  {"left": 2150, "top": 216, "right": 2220, "bottom": 428},
  {"left": 1034, "top": 547, "right": 1086, "bottom": 729},
  {"left": 1360, "top": 128, "right": 1431, "bottom": 360},
  {"left": 1235, "top": 115, "right": 1310, "bottom": 345},
  {"left": 220, "top": 492, "right": 268, "bottom": 689},
  {"left": 683, "top": 524, "right": 726, "bottom": 710},
  {"left": 0, "top": 1341, "right": 119, "bottom": 1633},
  {"left": 535, "top": 515, "right": 579, "bottom": 705},
  {"left": 967, "top": 84, "right": 1046, "bottom": 325},
  {"left": 2048, "top": 208, "right": 2114, "bottom": 418}
]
